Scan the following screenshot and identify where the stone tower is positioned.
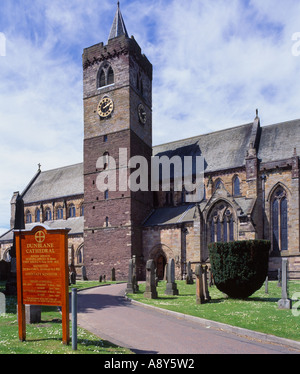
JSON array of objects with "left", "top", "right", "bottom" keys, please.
[{"left": 83, "top": 3, "right": 153, "bottom": 280}]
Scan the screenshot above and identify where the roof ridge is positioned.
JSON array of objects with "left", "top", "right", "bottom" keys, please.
[{"left": 39, "top": 162, "right": 83, "bottom": 174}]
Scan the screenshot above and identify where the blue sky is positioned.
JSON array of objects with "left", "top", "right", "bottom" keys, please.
[{"left": 0, "top": 0, "right": 300, "bottom": 233}]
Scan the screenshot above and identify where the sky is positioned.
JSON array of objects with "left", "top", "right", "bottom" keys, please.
[{"left": 0, "top": 0, "right": 300, "bottom": 234}]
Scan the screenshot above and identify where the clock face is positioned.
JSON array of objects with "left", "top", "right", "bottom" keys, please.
[
  {"left": 97, "top": 97, "right": 114, "bottom": 118},
  {"left": 138, "top": 104, "right": 147, "bottom": 124}
]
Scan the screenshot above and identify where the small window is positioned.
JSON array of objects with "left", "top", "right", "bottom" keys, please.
[
  {"left": 26, "top": 211, "right": 32, "bottom": 224},
  {"left": 103, "top": 135, "right": 108, "bottom": 142},
  {"left": 45, "top": 208, "right": 52, "bottom": 221},
  {"left": 68, "top": 204, "right": 76, "bottom": 218},
  {"left": 105, "top": 217, "right": 109, "bottom": 227},
  {"left": 233, "top": 176, "right": 240, "bottom": 196},
  {"left": 36, "top": 209, "right": 40, "bottom": 223},
  {"left": 80, "top": 204, "right": 84, "bottom": 217},
  {"left": 57, "top": 207, "right": 64, "bottom": 220},
  {"left": 104, "top": 190, "right": 109, "bottom": 200}
]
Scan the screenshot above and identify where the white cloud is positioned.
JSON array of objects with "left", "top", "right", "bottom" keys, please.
[{"left": 1, "top": 0, "right": 300, "bottom": 232}]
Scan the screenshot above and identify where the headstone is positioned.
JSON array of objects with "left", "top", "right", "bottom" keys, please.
[
  {"left": 265, "top": 276, "right": 268, "bottom": 294},
  {"left": 111, "top": 267, "right": 116, "bottom": 281},
  {"left": 144, "top": 260, "right": 158, "bottom": 299},
  {"left": 70, "top": 272, "right": 76, "bottom": 285},
  {"left": 165, "top": 259, "right": 179, "bottom": 296},
  {"left": 202, "top": 265, "right": 211, "bottom": 302},
  {"left": 278, "top": 258, "right": 292, "bottom": 309},
  {"left": 277, "top": 268, "right": 281, "bottom": 287},
  {"left": 132, "top": 255, "right": 139, "bottom": 292},
  {"left": 99, "top": 275, "right": 103, "bottom": 282},
  {"left": 0, "top": 292, "right": 6, "bottom": 314},
  {"left": 195, "top": 265, "right": 205, "bottom": 304},
  {"left": 125, "top": 259, "right": 135, "bottom": 293},
  {"left": 81, "top": 265, "right": 87, "bottom": 281},
  {"left": 25, "top": 305, "right": 41, "bottom": 324},
  {"left": 186, "top": 261, "right": 194, "bottom": 284}
]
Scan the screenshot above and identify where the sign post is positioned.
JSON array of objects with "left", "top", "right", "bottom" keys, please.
[{"left": 15, "top": 225, "right": 70, "bottom": 345}]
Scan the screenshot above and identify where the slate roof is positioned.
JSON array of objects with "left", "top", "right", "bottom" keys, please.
[
  {"left": 108, "top": 2, "right": 129, "bottom": 41},
  {"left": 144, "top": 204, "right": 196, "bottom": 227},
  {"left": 258, "top": 119, "right": 300, "bottom": 163},
  {"left": 0, "top": 217, "right": 84, "bottom": 243},
  {"left": 22, "top": 163, "right": 83, "bottom": 204},
  {"left": 153, "top": 123, "right": 253, "bottom": 174}
]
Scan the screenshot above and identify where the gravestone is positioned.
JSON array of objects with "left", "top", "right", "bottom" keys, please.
[
  {"left": 165, "top": 259, "right": 179, "bottom": 296},
  {"left": 125, "top": 259, "right": 135, "bottom": 293},
  {"left": 144, "top": 260, "right": 157, "bottom": 299},
  {"left": 202, "top": 265, "right": 211, "bottom": 302},
  {"left": 0, "top": 292, "right": 6, "bottom": 314},
  {"left": 81, "top": 265, "right": 87, "bottom": 281},
  {"left": 132, "top": 255, "right": 139, "bottom": 292},
  {"left": 111, "top": 267, "right": 116, "bottom": 281},
  {"left": 278, "top": 258, "right": 291, "bottom": 309},
  {"left": 186, "top": 261, "right": 194, "bottom": 284},
  {"left": 25, "top": 305, "right": 41, "bottom": 324},
  {"left": 195, "top": 265, "right": 205, "bottom": 304}
]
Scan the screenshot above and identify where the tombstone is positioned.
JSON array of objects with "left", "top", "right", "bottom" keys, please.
[
  {"left": 99, "top": 275, "right": 103, "bottom": 283},
  {"left": 202, "top": 265, "right": 211, "bottom": 302},
  {"left": 125, "top": 259, "right": 135, "bottom": 293},
  {"left": 25, "top": 305, "right": 41, "bottom": 324},
  {"left": 81, "top": 265, "right": 87, "bottom": 281},
  {"left": 278, "top": 258, "right": 291, "bottom": 309},
  {"left": 70, "top": 271, "right": 76, "bottom": 285},
  {"left": 186, "top": 261, "right": 194, "bottom": 285},
  {"left": 165, "top": 259, "right": 179, "bottom": 296},
  {"left": 144, "top": 260, "right": 158, "bottom": 299},
  {"left": 111, "top": 267, "right": 116, "bottom": 281},
  {"left": 195, "top": 265, "right": 205, "bottom": 304},
  {"left": 0, "top": 292, "right": 6, "bottom": 314},
  {"left": 265, "top": 276, "right": 268, "bottom": 294},
  {"left": 277, "top": 268, "right": 281, "bottom": 287}
]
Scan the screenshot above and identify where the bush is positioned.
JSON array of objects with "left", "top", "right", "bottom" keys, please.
[{"left": 208, "top": 240, "right": 270, "bottom": 299}]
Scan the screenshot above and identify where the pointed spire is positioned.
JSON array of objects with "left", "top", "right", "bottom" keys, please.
[{"left": 108, "top": 2, "right": 129, "bottom": 41}]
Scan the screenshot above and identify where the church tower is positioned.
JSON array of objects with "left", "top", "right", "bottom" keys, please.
[{"left": 83, "top": 3, "right": 153, "bottom": 280}]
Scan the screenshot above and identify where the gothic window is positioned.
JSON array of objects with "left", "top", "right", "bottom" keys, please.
[
  {"left": 214, "top": 179, "right": 223, "bottom": 191},
  {"left": 76, "top": 245, "right": 84, "bottom": 265},
  {"left": 57, "top": 206, "right": 64, "bottom": 220},
  {"left": 36, "top": 208, "right": 40, "bottom": 223},
  {"left": 97, "top": 63, "right": 114, "bottom": 88},
  {"left": 208, "top": 202, "right": 235, "bottom": 243},
  {"left": 26, "top": 210, "right": 32, "bottom": 224},
  {"left": 68, "top": 204, "right": 76, "bottom": 218},
  {"left": 271, "top": 187, "right": 288, "bottom": 252},
  {"left": 45, "top": 208, "right": 52, "bottom": 221},
  {"left": 233, "top": 176, "right": 240, "bottom": 196}
]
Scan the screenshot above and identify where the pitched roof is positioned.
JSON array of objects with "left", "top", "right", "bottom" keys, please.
[
  {"left": 153, "top": 123, "right": 253, "bottom": 174},
  {"left": 258, "top": 119, "right": 300, "bottom": 163},
  {"left": 108, "top": 2, "right": 129, "bottom": 41},
  {"left": 22, "top": 163, "right": 83, "bottom": 204},
  {"left": 144, "top": 204, "right": 196, "bottom": 227}
]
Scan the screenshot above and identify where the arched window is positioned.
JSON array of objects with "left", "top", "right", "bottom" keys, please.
[
  {"left": 107, "top": 67, "right": 114, "bottom": 85},
  {"left": 36, "top": 208, "right": 40, "bottom": 223},
  {"left": 233, "top": 176, "right": 240, "bottom": 196},
  {"left": 68, "top": 204, "right": 76, "bottom": 218},
  {"left": 76, "top": 245, "right": 84, "bottom": 265},
  {"left": 57, "top": 206, "right": 63, "bottom": 220},
  {"left": 271, "top": 187, "right": 288, "bottom": 252},
  {"left": 97, "top": 63, "right": 114, "bottom": 88},
  {"left": 26, "top": 210, "right": 32, "bottom": 224},
  {"left": 214, "top": 179, "right": 223, "bottom": 191},
  {"left": 208, "top": 202, "right": 235, "bottom": 243},
  {"left": 45, "top": 208, "right": 52, "bottom": 221}
]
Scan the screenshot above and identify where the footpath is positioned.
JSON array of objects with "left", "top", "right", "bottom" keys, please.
[{"left": 76, "top": 283, "right": 300, "bottom": 354}]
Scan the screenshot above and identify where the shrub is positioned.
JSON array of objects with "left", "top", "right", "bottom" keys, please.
[{"left": 208, "top": 240, "right": 270, "bottom": 299}]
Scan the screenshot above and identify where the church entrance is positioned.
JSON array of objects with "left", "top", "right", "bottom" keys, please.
[{"left": 156, "top": 255, "right": 166, "bottom": 280}]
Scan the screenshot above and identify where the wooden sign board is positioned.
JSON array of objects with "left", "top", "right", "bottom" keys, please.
[{"left": 15, "top": 225, "right": 70, "bottom": 344}]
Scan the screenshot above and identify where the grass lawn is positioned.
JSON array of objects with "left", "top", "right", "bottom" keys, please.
[
  {"left": 128, "top": 280, "right": 300, "bottom": 342},
  {"left": 0, "top": 281, "right": 131, "bottom": 354}
]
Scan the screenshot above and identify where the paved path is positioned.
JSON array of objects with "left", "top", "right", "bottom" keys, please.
[{"left": 76, "top": 283, "right": 300, "bottom": 354}]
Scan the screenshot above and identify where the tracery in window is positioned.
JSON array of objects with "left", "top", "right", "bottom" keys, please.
[
  {"left": 97, "top": 63, "right": 114, "bottom": 88},
  {"left": 208, "top": 202, "right": 235, "bottom": 243},
  {"left": 271, "top": 187, "right": 288, "bottom": 251}
]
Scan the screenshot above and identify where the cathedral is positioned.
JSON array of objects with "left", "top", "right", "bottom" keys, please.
[{"left": 1, "top": 4, "right": 300, "bottom": 281}]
